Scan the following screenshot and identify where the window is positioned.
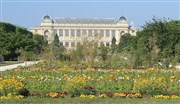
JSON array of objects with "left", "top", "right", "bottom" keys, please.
[
  {"left": 71, "top": 42, "right": 75, "bottom": 47},
  {"left": 106, "top": 30, "right": 110, "bottom": 37},
  {"left": 59, "top": 29, "right": 63, "bottom": 37},
  {"left": 65, "top": 42, "right": 69, "bottom": 47},
  {"left": 120, "top": 31, "right": 125, "bottom": 35},
  {"left": 54, "top": 29, "right": 57, "bottom": 34},
  {"left": 88, "top": 30, "right": 92, "bottom": 37},
  {"left": 94, "top": 30, "right": 98, "bottom": 37},
  {"left": 60, "top": 42, "right": 63, "bottom": 46},
  {"left": 71, "top": 29, "right": 75, "bottom": 37},
  {"left": 111, "top": 30, "right": 115, "bottom": 37},
  {"left": 100, "top": 30, "right": 104, "bottom": 37},
  {"left": 44, "top": 30, "right": 49, "bottom": 40},
  {"left": 82, "top": 30, "right": 87, "bottom": 36},
  {"left": 106, "top": 42, "right": 110, "bottom": 47},
  {"left": 76, "top": 30, "right": 81, "bottom": 37},
  {"left": 65, "top": 30, "right": 69, "bottom": 37},
  {"left": 77, "top": 42, "right": 81, "bottom": 45}
]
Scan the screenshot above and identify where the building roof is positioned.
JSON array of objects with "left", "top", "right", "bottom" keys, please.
[
  {"left": 119, "top": 16, "right": 127, "bottom": 21},
  {"left": 54, "top": 18, "right": 116, "bottom": 24},
  {"left": 43, "top": 15, "right": 51, "bottom": 20}
]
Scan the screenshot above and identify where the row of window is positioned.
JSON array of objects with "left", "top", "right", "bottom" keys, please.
[
  {"left": 61, "top": 42, "right": 110, "bottom": 47},
  {"left": 56, "top": 29, "right": 116, "bottom": 37}
]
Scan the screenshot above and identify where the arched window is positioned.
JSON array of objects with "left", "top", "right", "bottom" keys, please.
[
  {"left": 120, "top": 31, "right": 125, "bottom": 36},
  {"left": 44, "top": 30, "right": 49, "bottom": 40}
]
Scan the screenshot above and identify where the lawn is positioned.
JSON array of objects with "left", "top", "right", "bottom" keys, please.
[{"left": 0, "top": 97, "right": 180, "bottom": 104}]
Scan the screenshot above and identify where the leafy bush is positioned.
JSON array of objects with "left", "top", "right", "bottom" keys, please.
[
  {"left": 18, "top": 88, "right": 30, "bottom": 97},
  {"left": 82, "top": 86, "right": 96, "bottom": 95},
  {"left": 0, "top": 55, "right": 4, "bottom": 64}
]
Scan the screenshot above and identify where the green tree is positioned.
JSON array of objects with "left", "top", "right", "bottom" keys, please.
[
  {"left": 117, "top": 33, "right": 132, "bottom": 52},
  {"left": 99, "top": 43, "right": 109, "bottom": 61},
  {"left": 112, "top": 36, "right": 116, "bottom": 45},
  {"left": 82, "top": 38, "right": 98, "bottom": 68},
  {"left": 0, "top": 22, "right": 47, "bottom": 61},
  {"left": 111, "top": 36, "right": 117, "bottom": 54},
  {"left": 69, "top": 43, "right": 83, "bottom": 65},
  {"left": 53, "top": 34, "right": 60, "bottom": 46}
]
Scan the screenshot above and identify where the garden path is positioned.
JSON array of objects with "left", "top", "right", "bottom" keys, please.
[{"left": 0, "top": 61, "right": 38, "bottom": 71}]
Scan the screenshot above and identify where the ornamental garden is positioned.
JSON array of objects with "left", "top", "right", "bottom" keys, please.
[
  {"left": 0, "top": 18, "right": 180, "bottom": 103},
  {"left": 0, "top": 64, "right": 180, "bottom": 100}
]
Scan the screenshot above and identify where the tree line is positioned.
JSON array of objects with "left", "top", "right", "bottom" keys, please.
[
  {"left": 0, "top": 22, "right": 47, "bottom": 61},
  {"left": 0, "top": 18, "right": 179, "bottom": 69},
  {"left": 40, "top": 18, "right": 180, "bottom": 69}
]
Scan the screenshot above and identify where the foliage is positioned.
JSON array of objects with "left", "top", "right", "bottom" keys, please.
[
  {"left": 53, "top": 34, "right": 60, "bottom": 46},
  {"left": 133, "top": 77, "right": 168, "bottom": 95},
  {"left": 40, "top": 43, "right": 66, "bottom": 69},
  {"left": 69, "top": 43, "right": 83, "bottom": 65},
  {"left": 18, "top": 88, "right": 30, "bottom": 97},
  {"left": 17, "top": 49, "right": 37, "bottom": 61},
  {"left": 82, "top": 39, "right": 98, "bottom": 67},
  {"left": 116, "top": 18, "right": 180, "bottom": 68},
  {"left": 111, "top": 37, "right": 117, "bottom": 54},
  {"left": 98, "top": 43, "right": 109, "bottom": 61},
  {"left": 0, "top": 22, "right": 47, "bottom": 61},
  {"left": 0, "top": 55, "right": 4, "bottom": 63}
]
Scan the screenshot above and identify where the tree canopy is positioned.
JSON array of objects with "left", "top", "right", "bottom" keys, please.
[
  {"left": 117, "top": 18, "right": 180, "bottom": 68},
  {"left": 0, "top": 22, "right": 47, "bottom": 60}
]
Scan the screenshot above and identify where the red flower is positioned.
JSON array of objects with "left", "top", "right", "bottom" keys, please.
[
  {"left": 125, "top": 92, "right": 129, "bottom": 96},
  {"left": 112, "top": 77, "right": 116, "bottom": 81}
]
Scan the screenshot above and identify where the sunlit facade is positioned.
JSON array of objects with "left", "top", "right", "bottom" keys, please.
[{"left": 30, "top": 15, "right": 137, "bottom": 49}]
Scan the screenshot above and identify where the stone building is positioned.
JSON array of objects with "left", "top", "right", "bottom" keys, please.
[{"left": 30, "top": 15, "right": 137, "bottom": 49}]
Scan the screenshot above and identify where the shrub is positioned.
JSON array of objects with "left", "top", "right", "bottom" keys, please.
[
  {"left": 82, "top": 86, "right": 96, "bottom": 95},
  {"left": 0, "top": 55, "right": 4, "bottom": 64},
  {"left": 18, "top": 88, "right": 30, "bottom": 97}
]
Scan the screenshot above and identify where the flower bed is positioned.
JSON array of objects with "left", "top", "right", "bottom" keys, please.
[{"left": 0, "top": 66, "right": 180, "bottom": 99}]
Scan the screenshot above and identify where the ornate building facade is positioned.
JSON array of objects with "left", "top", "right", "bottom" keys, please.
[{"left": 30, "top": 15, "right": 137, "bottom": 49}]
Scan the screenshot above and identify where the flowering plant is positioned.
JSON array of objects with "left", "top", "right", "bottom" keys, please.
[
  {"left": 46, "top": 92, "right": 67, "bottom": 98},
  {"left": 0, "top": 79, "right": 25, "bottom": 96}
]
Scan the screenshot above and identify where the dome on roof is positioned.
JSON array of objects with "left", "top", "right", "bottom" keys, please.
[
  {"left": 41, "top": 15, "right": 54, "bottom": 24},
  {"left": 119, "top": 16, "right": 127, "bottom": 21},
  {"left": 43, "top": 15, "right": 51, "bottom": 20}
]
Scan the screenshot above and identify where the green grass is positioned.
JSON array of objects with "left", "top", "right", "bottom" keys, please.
[
  {"left": 0, "top": 97, "right": 180, "bottom": 104},
  {"left": 0, "top": 61, "right": 23, "bottom": 66}
]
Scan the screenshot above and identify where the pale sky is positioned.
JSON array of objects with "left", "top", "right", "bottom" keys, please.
[{"left": 0, "top": 0, "right": 179, "bottom": 29}]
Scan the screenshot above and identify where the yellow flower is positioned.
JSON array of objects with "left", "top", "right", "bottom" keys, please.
[
  {"left": 114, "top": 93, "right": 126, "bottom": 97},
  {"left": 171, "top": 95, "right": 180, "bottom": 99},
  {"left": 153, "top": 95, "right": 170, "bottom": 99},
  {"left": 0, "top": 79, "right": 24, "bottom": 95},
  {"left": 99, "top": 94, "right": 108, "bottom": 98},
  {"left": 79, "top": 94, "right": 95, "bottom": 98},
  {"left": 80, "top": 94, "right": 86, "bottom": 98}
]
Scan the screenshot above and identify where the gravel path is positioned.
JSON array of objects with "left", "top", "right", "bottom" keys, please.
[{"left": 0, "top": 61, "right": 38, "bottom": 71}]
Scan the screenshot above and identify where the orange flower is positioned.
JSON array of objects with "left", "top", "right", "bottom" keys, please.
[{"left": 112, "top": 77, "right": 116, "bottom": 81}]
